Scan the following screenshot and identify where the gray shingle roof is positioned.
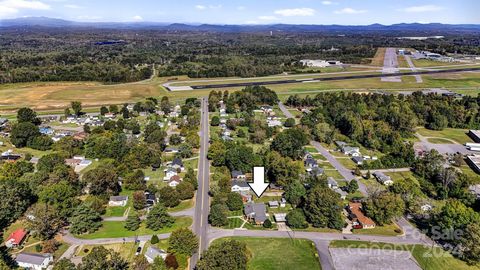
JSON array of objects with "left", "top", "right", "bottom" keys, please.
[
  {"left": 16, "top": 252, "right": 52, "bottom": 265},
  {"left": 145, "top": 246, "right": 166, "bottom": 260},
  {"left": 244, "top": 203, "right": 267, "bottom": 223}
]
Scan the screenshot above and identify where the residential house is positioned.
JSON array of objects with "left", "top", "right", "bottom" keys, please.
[
  {"left": 15, "top": 252, "right": 53, "bottom": 270},
  {"left": 171, "top": 158, "right": 184, "bottom": 171},
  {"left": 0, "top": 150, "right": 21, "bottom": 162},
  {"left": 240, "top": 192, "right": 252, "bottom": 203},
  {"left": 65, "top": 158, "right": 82, "bottom": 167},
  {"left": 343, "top": 146, "right": 361, "bottom": 156},
  {"left": 145, "top": 192, "right": 157, "bottom": 207},
  {"left": 274, "top": 213, "right": 287, "bottom": 223},
  {"left": 260, "top": 106, "right": 273, "bottom": 114},
  {"left": 164, "top": 168, "right": 178, "bottom": 180},
  {"left": 327, "top": 177, "right": 338, "bottom": 190},
  {"left": 347, "top": 202, "right": 376, "bottom": 229},
  {"left": 5, "top": 229, "right": 27, "bottom": 248},
  {"left": 335, "top": 189, "right": 348, "bottom": 200},
  {"left": 244, "top": 203, "right": 267, "bottom": 225},
  {"left": 109, "top": 196, "right": 128, "bottom": 207},
  {"left": 144, "top": 246, "right": 167, "bottom": 263},
  {"left": 232, "top": 170, "right": 246, "bottom": 180},
  {"left": 39, "top": 127, "right": 54, "bottom": 135},
  {"left": 335, "top": 141, "right": 347, "bottom": 148},
  {"left": 0, "top": 118, "right": 8, "bottom": 128},
  {"left": 373, "top": 171, "right": 394, "bottom": 186},
  {"left": 267, "top": 119, "right": 282, "bottom": 127},
  {"left": 168, "top": 175, "right": 182, "bottom": 187},
  {"left": 304, "top": 157, "right": 318, "bottom": 172},
  {"left": 352, "top": 156, "right": 364, "bottom": 165},
  {"left": 310, "top": 167, "right": 324, "bottom": 177},
  {"left": 231, "top": 180, "right": 250, "bottom": 193}
]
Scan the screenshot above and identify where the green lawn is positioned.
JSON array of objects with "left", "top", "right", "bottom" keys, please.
[
  {"left": 214, "top": 237, "right": 321, "bottom": 270},
  {"left": 168, "top": 198, "right": 194, "bottom": 212},
  {"left": 75, "top": 217, "right": 192, "bottom": 239},
  {"left": 223, "top": 218, "right": 244, "bottom": 229},
  {"left": 352, "top": 223, "right": 403, "bottom": 236},
  {"left": 330, "top": 240, "right": 480, "bottom": 270},
  {"left": 417, "top": 127, "right": 471, "bottom": 144},
  {"left": 427, "top": 137, "right": 459, "bottom": 144},
  {"left": 459, "top": 165, "right": 480, "bottom": 183},
  {"left": 77, "top": 242, "right": 137, "bottom": 261}
]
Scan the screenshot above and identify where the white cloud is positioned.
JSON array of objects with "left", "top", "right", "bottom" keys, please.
[
  {"left": 0, "top": 0, "right": 50, "bottom": 10},
  {"left": 237, "top": 6, "right": 245, "bottom": 11},
  {"left": 274, "top": 8, "right": 315, "bottom": 17},
  {"left": 64, "top": 4, "right": 81, "bottom": 9},
  {"left": 0, "top": 0, "right": 50, "bottom": 18},
  {"left": 321, "top": 1, "right": 337, "bottom": 5},
  {"left": 245, "top": 20, "right": 258, "bottom": 25},
  {"left": 195, "top": 4, "right": 221, "bottom": 10},
  {"left": 258, "top": 15, "right": 278, "bottom": 21},
  {"left": 132, "top": 15, "right": 143, "bottom": 21},
  {"left": 195, "top": 5, "right": 206, "bottom": 10},
  {"left": 399, "top": 5, "right": 444, "bottom": 13},
  {"left": 334, "top": 7, "right": 367, "bottom": 14},
  {"left": 0, "top": 5, "right": 17, "bottom": 17}
]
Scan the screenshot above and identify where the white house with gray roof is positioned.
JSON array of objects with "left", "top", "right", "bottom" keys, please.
[
  {"left": 16, "top": 252, "right": 53, "bottom": 270},
  {"left": 144, "top": 246, "right": 167, "bottom": 263}
]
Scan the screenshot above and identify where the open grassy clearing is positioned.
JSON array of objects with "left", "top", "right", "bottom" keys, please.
[
  {"left": 330, "top": 240, "right": 480, "bottom": 270},
  {"left": 352, "top": 222, "right": 403, "bottom": 236},
  {"left": 416, "top": 127, "right": 471, "bottom": 144},
  {"left": 369, "top": 47, "right": 386, "bottom": 66},
  {"left": 2, "top": 69, "right": 480, "bottom": 115},
  {"left": 74, "top": 216, "right": 192, "bottom": 239},
  {"left": 412, "top": 59, "right": 473, "bottom": 67},
  {"left": 214, "top": 237, "right": 321, "bottom": 270},
  {"left": 427, "top": 137, "right": 458, "bottom": 144}
]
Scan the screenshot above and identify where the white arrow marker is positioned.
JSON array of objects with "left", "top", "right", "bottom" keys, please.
[{"left": 248, "top": 167, "right": 269, "bottom": 197}]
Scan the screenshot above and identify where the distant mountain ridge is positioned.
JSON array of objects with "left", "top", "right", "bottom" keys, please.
[{"left": 1, "top": 17, "right": 480, "bottom": 33}]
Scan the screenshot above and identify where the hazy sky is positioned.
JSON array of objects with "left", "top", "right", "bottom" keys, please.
[{"left": 0, "top": 0, "right": 478, "bottom": 25}]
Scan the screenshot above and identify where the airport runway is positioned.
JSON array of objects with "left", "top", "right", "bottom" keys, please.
[
  {"left": 382, "top": 47, "right": 401, "bottom": 82},
  {"left": 166, "top": 67, "right": 480, "bottom": 90}
]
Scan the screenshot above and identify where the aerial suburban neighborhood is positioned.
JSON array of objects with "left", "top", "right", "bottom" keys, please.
[{"left": 0, "top": 1, "right": 480, "bottom": 270}]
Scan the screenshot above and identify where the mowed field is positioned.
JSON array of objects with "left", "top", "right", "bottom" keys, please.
[{"left": 1, "top": 60, "right": 480, "bottom": 114}]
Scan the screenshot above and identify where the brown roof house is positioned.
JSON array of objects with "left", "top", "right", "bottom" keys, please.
[{"left": 347, "top": 202, "right": 375, "bottom": 229}]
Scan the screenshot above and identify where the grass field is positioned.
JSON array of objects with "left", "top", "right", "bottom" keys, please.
[
  {"left": 214, "top": 237, "right": 321, "bottom": 270},
  {"left": 417, "top": 127, "right": 472, "bottom": 144},
  {"left": 330, "top": 240, "right": 480, "bottom": 270},
  {"left": 75, "top": 217, "right": 192, "bottom": 239},
  {"left": 427, "top": 137, "right": 459, "bottom": 144},
  {"left": 370, "top": 47, "right": 386, "bottom": 66},
  {"left": 2, "top": 66, "right": 480, "bottom": 115},
  {"left": 352, "top": 223, "right": 403, "bottom": 236}
]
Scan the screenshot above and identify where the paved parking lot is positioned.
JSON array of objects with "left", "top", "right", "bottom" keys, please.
[{"left": 330, "top": 248, "right": 421, "bottom": 270}]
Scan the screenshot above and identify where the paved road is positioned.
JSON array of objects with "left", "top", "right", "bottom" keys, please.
[
  {"left": 190, "top": 97, "right": 211, "bottom": 269},
  {"left": 277, "top": 102, "right": 294, "bottom": 119},
  {"left": 314, "top": 240, "right": 335, "bottom": 270},
  {"left": 415, "top": 133, "right": 473, "bottom": 155},
  {"left": 404, "top": 55, "right": 423, "bottom": 83},
  {"left": 165, "top": 67, "right": 480, "bottom": 91},
  {"left": 206, "top": 228, "right": 428, "bottom": 246},
  {"left": 310, "top": 141, "right": 369, "bottom": 196}
]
